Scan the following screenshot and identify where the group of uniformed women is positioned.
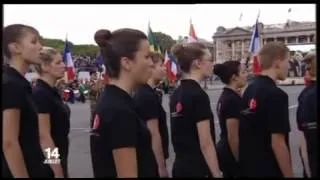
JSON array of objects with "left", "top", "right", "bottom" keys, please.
[
  {"left": 2, "top": 24, "right": 70, "bottom": 178},
  {"left": 2, "top": 24, "right": 317, "bottom": 178}
]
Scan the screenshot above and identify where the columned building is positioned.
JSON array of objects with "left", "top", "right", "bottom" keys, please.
[{"left": 212, "top": 21, "right": 316, "bottom": 63}]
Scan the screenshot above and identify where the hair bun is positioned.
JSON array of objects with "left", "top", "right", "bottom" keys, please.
[
  {"left": 171, "top": 43, "right": 184, "bottom": 60},
  {"left": 94, "top": 29, "right": 112, "bottom": 47},
  {"left": 213, "top": 64, "right": 226, "bottom": 77}
]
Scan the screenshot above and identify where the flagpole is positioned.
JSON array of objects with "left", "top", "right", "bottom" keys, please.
[
  {"left": 64, "top": 33, "right": 68, "bottom": 82},
  {"left": 189, "top": 17, "right": 193, "bottom": 34},
  {"left": 238, "top": 12, "right": 243, "bottom": 27},
  {"left": 257, "top": 9, "right": 260, "bottom": 21},
  {"left": 287, "top": 8, "right": 292, "bottom": 23},
  {"left": 256, "top": 10, "right": 262, "bottom": 49}
]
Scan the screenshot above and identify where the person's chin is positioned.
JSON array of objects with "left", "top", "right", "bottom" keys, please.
[
  {"left": 57, "top": 74, "right": 64, "bottom": 79},
  {"left": 278, "top": 76, "right": 287, "bottom": 81}
]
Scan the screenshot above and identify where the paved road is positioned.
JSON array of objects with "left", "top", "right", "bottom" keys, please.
[{"left": 67, "top": 85, "right": 305, "bottom": 178}]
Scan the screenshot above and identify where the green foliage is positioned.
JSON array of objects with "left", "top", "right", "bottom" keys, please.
[
  {"left": 41, "top": 32, "right": 178, "bottom": 56},
  {"left": 72, "top": 45, "right": 99, "bottom": 56},
  {"left": 153, "top": 32, "right": 176, "bottom": 52},
  {"left": 40, "top": 36, "right": 99, "bottom": 56}
]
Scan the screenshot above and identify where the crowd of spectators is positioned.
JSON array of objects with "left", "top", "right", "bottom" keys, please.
[{"left": 3, "top": 50, "right": 314, "bottom": 78}]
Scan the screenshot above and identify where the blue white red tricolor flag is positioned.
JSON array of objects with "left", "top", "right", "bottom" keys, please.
[
  {"left": 95, "top": 54, "right": 109, "bottom": 83},
  {"left": 63, "top": 38, "right": 75, "bottom": 80},
  {"left": 249, "top": 16, "right": 262, "bottom": 74},
  {"left": 164, "top": 50, "right": 178, "bottom": 82}
]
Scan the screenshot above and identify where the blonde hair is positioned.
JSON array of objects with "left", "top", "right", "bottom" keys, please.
[
  {"left": 34, "top": 47, "right": 59, "bottom": 75},
  {"left": 171, "top": 42, "right": 207, "bottom": 73},
  {"left": 258, "top": 42, "right": 290, "bottom": 70}
]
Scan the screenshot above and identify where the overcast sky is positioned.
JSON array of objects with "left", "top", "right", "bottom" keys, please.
[{"left": 4, "top": 4, "right": 316, "bottom": 45}]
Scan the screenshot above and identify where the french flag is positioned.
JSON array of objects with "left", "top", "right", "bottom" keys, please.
[
  {"left": 96, "top": 54, "right": 109, "bottom": 84},
  {"left": 249, "top": 19, "right": 262, "bottom": 74},
  {"left": 63, "top": 38, "right": 75, "bottom": 80},
  {"left": 164, "top": 50, "right": 178, "bottom": 82},
  {"left": 187, "top": 19, "right": 198, "bottom": 43}
]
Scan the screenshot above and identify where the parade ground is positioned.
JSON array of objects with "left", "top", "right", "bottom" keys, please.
[{"left": 67, "top": 85, "right": 305, "bottom": 178}]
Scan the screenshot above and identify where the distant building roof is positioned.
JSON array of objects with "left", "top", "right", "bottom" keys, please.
[
  {"left": 198, "top": 38, "right": 213, "bottom": 47},
  {"left": 214, "top": 21, "right": 316, "bottom": 37}
]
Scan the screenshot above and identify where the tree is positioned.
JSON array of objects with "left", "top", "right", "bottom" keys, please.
[
  {"left": 40, "top": 36, "right": 66, "bottom": 52},
  {"left": 40, "top": 36, "right": 99, "bottom": 56},
  {"left": 153, "top": 32, "right": 176, "bottom": 52},
  {"left": 72, "top": 45, "right": 99, "bottom": 56}
]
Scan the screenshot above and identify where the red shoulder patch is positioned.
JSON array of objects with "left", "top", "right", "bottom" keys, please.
[
  {"left": 249, "top": 98, "right": 257, "bottom": 110},
  {"left": 176, "top": 102, "right": 183, "bottom": 113},
  {"left": 93, "top": 114, "right": 101, "bottom": 129}
]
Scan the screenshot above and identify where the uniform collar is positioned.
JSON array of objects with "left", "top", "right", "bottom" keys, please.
[
  {"left": 180, "top": 79, "right": 201, "bottom": 88},
  {"left": 255, "top": 75, "right": 277, "bottom": 86},
  {"left": 309, "top": 80, "right": 316, "bottom": 85},
  {"left": 105, "top": 84, "right": 135, "bottom": 106},
  {"left": 141, "top": 83, "right": 155, "bottom": 93},
  {"left": 4, "top": 66, "right": 32, "bottom": 93},
  {"left": 223, "top": 87, "right": 241, "bottom": 97},
  {"left": 36, "top": 79, "right": 61, "bottom": 98}
]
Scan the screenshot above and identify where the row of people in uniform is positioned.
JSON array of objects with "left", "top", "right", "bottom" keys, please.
[
  {"left": 89, "top": 28, "right": 317, "bottom": 178},
  {"left": 2, "top": 24, "right": 70, "bottom": 178},
  {"left": 2, "top": 24, "right": 317, "bottom": 178}
]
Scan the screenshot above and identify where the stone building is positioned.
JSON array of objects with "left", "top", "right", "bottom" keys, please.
[
  {"left": 212, "top": 21, "right": 316, "bottom": 63},
  {"left": 198, "top": 38, "right": 214, "bottom": 58}
]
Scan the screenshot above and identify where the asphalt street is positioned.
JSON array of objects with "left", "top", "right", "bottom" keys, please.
[{"left": 67, "top": 85, "right": 305, "bottom": 178}]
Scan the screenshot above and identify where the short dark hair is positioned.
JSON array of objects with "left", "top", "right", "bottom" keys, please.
[
  {"left": 258, "top": 42, "right": 290, "bottom": 70},
  {"left": 3, "top": 24, "right": 40, "bottom": 59},
  {"left": 213, "top": 60, "right": 241, "bottom": 84},
  {"left": 171, "top": 42, "right": 207, "bottom": 73},
  {"left": 94, "top": 28, "right": 147, "bottom": 78}
]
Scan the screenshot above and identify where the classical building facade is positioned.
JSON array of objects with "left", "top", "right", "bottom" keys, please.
[{"left": 212, "top": 21, "right": 316, "bottom": 63}]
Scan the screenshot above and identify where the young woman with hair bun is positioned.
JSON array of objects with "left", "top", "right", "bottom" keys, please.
[
  {"left": 213, "top": 60, "right": 247, "bottom": 177},
  {"left": 169, "top": 42, "right": 222, "bottom": 178},
  {"left": 90, "top": 28, "right": 158, "bottom": 178}
]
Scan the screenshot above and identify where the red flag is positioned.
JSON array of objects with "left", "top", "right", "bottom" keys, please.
[
  {"left": 188, "top": 19, "right": 198, "bottom": 43},
  {"left": 252, "top": 56, "right": 262, "bottom": 74}
]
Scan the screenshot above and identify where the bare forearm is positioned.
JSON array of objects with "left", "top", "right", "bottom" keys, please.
[
  {"left": 228, "top": 137, "right": 239, "bottom": 161},
  {"left": 3, "top": 143, "right": 29, "bottom": 178},
  {"left": 151, "top": 134, "right": 166, "bottom": 169},
  {"left": 201, "top": 144, "right": 221, "bottom": 177},
  {"left": 272, "top": 143, "right": 293, "bottom": 177}
]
